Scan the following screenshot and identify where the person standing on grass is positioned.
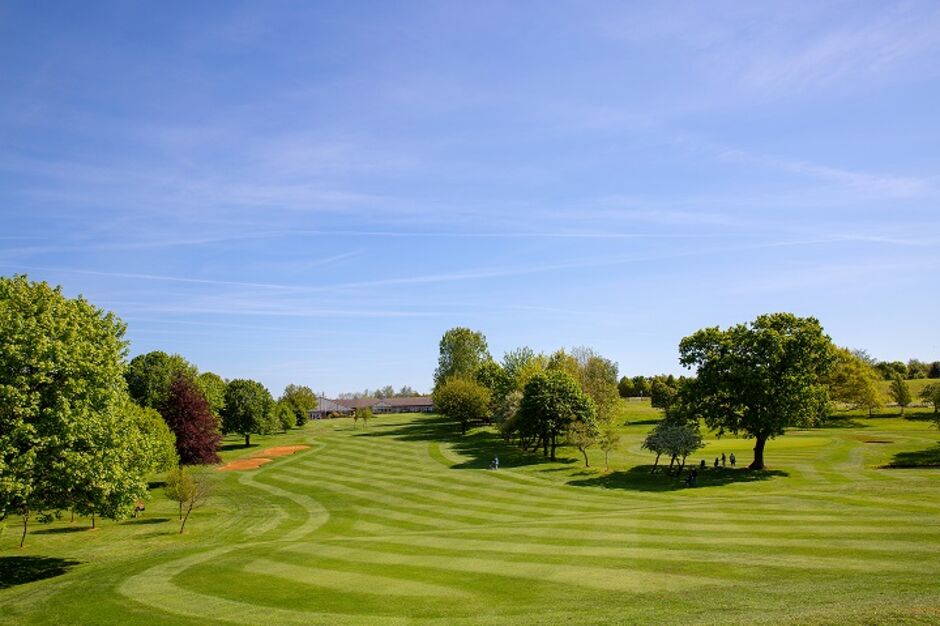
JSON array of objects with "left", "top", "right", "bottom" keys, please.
[
  {"left": 700, "top": 459, "right": 706, "bottom": 470},
  {"left": 721, "top": 452, "right": 726, "bottom": 467},
  {"left": 730, "top": 453, "right": 736, "bottom": 468},
  {"left": 714, "top": 457, "right": 719, "bottom": 468}
]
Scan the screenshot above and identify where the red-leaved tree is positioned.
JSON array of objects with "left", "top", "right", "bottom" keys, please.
[{"left": 160, "top": 375, "right": 222, "bottom": 465}]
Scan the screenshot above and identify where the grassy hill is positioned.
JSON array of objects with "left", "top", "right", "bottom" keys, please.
[{"left": 2, "top": 404, "right": 940, "bottom": 624}]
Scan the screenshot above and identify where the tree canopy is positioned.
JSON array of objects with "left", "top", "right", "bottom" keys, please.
[
  {"left": 889, "top": 374, "right": 912, "bottom": 414},
  {"left": 125, "top": 351, "right": 198, "bottom": 410},
  {"left": 517, "top": 370, "right": 597, "bottom": 461},
  {"left": 195, "top": 372, "right": 227, "bottom": 422},
  {"left": 677, "top": 312, "right": 834, "bottom": 470},
  {"left": 222, "top": 379, "right": 275, "bottom": 447},
  {"left": 432, "top": 377, "right": 491, "bottom": 435},
  {"left": 160, "top": 375, "right": 222, "bottom": 465},
  {"left": 279, "top": 384, "right": 317, "bottom": 427},
  {"left": 0, "top": 275, "right": 162, "bottom": 544},
  {"left": 827, "top": 347, "right": 885, "bottom": 416},
  {"left": 434, "top": 327, "right": 491, "bottom": 387}
]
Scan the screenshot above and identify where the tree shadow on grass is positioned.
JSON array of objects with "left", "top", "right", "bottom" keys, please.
[
  {"left": 220, "top": 442, "right": 260, "bottom": 452},
  {"left": 882, "top": 444, "right": 940, "bottom": 468},
  {"left": 0, "top": 556, "right": 80, "bottom": 589},
  {"left": 568, "top": 465, "right": 788, "bottom": 492},
  {"left": 821, "top": 417, "right": 869, "bottom": 429},
  {"left": 32, "top": 526, "right": 89, "bottom": 535},
  {"left": 354, "top": 415, "right": 567, "bottom": 469},
  {"left": 624, "top": 418, "right": 662, "bottom": 426},
  {"left": 120, "top": 517, "right": 170, "bottom": 525}
]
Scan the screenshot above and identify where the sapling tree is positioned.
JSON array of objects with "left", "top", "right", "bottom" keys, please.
[
  {"left": 598, "top": 428, "right": 620, "bottom": 472},
  {"left": 567, "top": 420, "right": 598, "bottom": 468},
  {"left": 890, "top": 374, "right": 912, "bottom": 415},
  {"left": 163, "top": 467, "right": 210, "bottom": 534}
]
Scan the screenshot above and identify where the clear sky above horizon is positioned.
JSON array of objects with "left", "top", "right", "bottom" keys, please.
[{"left": 2, "top": 1, "right": 938, "bottom": 395}]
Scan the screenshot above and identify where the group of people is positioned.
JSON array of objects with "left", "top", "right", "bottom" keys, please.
[{"left": 685, "top": 452, "right": 736, "bottom": 487}]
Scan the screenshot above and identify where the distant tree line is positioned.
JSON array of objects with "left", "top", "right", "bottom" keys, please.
[
  {"left": 336, "top": 385, "right": 424, "bottom": 399},
  {"left": 869, "top": 356, "right": 940, "bottom": 380}
]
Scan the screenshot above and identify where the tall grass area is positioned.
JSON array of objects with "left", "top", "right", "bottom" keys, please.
[{"left": 2, "top": 403, "right": 940, "bottom": 624}]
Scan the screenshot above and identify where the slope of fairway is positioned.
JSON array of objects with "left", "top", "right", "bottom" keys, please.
[{"left": 2, "top": 407, "right": 940, "bottom": 625}]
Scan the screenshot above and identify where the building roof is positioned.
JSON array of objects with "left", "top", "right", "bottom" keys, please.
[{"left": 374, "top": 396, "right": 433, "bottom": 407}]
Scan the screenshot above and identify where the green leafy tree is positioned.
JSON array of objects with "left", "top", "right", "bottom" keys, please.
[
  {"left": 573, "top": 348, "right": 620, "bottom": 425},
  {"left": 617, "top": 376, "right": 635, "bottom": 398},
  {"left": 164, "top": 466, "right": 210, "bottom": 534},
  {"left": 475, "top": 360, "right": 513, "bottom": 411},
  {"left": 598, "top": 428, "right": 620, "bottom": 472},
  {"left": 875, "top": 360, "right": 907, "bottom": 380},
  {"left": 907, "top": 359, "right": 928, "bottom": 379},
  {"left": 827, "top": 347, "right": 886, "bottom": 416},
  {"left": 279, "top": 384, "right": 317, "bottom": 427},
  {"left": 127, "top": 400, "right": 178, "bottom": 473},
  {"left": 650, "top": 380, "right": 678, "bottom": 411},
  {"left": 678, "top": 313, "right": 834, "bottom": 470},
  {"left": 434, "top": 327, "right": 491, "bottom": 387},
  {"left": 354, "top": 406, "right": 373, "bottom": 429},
  {"left": 432, "top": 377, "right": 491, "bottom": 435},
  {"left": 642, "top": 420, "right": 704, "bottom": 474},
  {"left": 222, "top": 379, "right": 275, "bottom": 447},
  {"left": 567, "top": 420, "right": 599, "bottom": 467},
  {"left": 631, "top": 376, "right": 651, "bottom": 398},
  {"left": 889, "top": 374, "right": 912, "bottom": 414},
  {"left": 0, "top": 275, "right": 153, "bottom": 546},
  {"left": 274, "top": 400, "right": 296, "bottom": 432},
  {"left": 927, "top": 362, "right": 940, "bottom": 379},
  {"left": 125, "top": 351, "right": 197, "bottom": 409},
  {"left": 920, "top": 383, "right": 940, "bottom": 417},
  {"left": 195, "top": 372, "right": 227, "bottom": 423},
  {"left": 501, "top": 347, "right": 547, "bottom": 391},
  {"left": 517, "top": 370, "right": 597, "bottom": 461}
]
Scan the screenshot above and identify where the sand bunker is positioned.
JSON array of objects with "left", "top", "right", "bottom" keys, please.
[
  {"left": 218, "top": 458, "right": 272, "bottom": 472},
  {"left": 218, "top": 444, "right": 311, "bottom": 472},
  {"left": 259, "top": 445, "right": 310, "bottom": 458}
]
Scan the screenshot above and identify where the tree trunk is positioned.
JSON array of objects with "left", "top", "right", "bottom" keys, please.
[
  {"left": 749, "top": 435, "right": 767, "bottom": 470},
  {"left": 245, "top": 434, "right": 251, "bottom": 447},
  {"left": 651, "top": 453, "right": 661, "bottom": 473},
  {"left": 667, "top": 454, "right": 676, "bottom": 473},
  {"left": 676, "top": 455, "right": 686, "bottom": 476},
  {"left": 604, "top": 451, "right": 610, "bottom": 472},
  {"left": 91, "top": 513, "right": 96, "bottom": 529},
  {"left": 180, "top": 502, "right": 194, "bottom": 534},
  {"left": 550, "top": 434, "right": 557, "bottom": 461},
  {"left": 461, "top": 421, "right": 466, "bottom": 435},
  {"left": 179, "top": 501, "right": 183, "bottom": 521},
  {"left": 581, "top": 448, "right": 589, "bottom": 468},
  {"left": 20, "top": 509, "right": 29, "bottom": 548}
]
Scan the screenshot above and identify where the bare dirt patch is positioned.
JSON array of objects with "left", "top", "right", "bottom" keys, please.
[
  {"left": 256, "top": 445, "right": 310, "bottom": 458},
  {"left": 218, "top": 458, "right": 272, "bottom": 472}
]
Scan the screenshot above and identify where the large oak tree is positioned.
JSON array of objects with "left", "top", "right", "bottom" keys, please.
[{"left": 678, "top": 313, "right": 834, "bottom": 470}]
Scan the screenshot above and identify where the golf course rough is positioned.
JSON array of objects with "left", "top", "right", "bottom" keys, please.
[{"left": 2, "top": 409, "right": 940, "bottom": 625}]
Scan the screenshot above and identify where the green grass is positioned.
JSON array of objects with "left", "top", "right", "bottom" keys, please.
[
  {"left": 3, "top": 405, "right": 940, "bottom": 624},
  {"left": 879, "top": 377, "right": 937, "bottom": 400}
]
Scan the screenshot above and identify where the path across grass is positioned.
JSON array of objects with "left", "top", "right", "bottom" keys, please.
[{"left": 2, "top": 406, "right": 940, "bottom": 624}]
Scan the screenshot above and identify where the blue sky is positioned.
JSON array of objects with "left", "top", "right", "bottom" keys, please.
[{"left": 2, "top": 1, "right": 938, "bottom": 396}]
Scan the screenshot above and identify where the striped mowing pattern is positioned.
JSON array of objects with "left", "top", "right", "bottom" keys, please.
[{"left": 4, "top": 411, "right": 940, "bottom": 624}]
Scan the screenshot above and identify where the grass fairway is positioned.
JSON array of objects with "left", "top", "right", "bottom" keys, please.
[{"left": 2, "top": 406, "right": 940, "bottom": 625}]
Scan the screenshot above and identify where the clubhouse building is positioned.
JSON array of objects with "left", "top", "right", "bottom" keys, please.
[{"left": 309, "top": 396, "right": 434, "bottom": 419}]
